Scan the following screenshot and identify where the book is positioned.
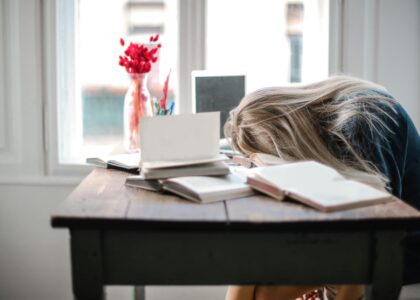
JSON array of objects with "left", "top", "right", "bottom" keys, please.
[
  {"left": 126, "top": 170, "right": 253, "bottom": 203},
  {"left": 125, "top": 176, "right": 163, "bottom": 192},
  {"left": 247, "top": 161, "right": 393, "bottom": 212},
  {"left": 163, "top": 173, "right": 255, "bottom": 203},
  {"left": 86, "top": 153, "right": 140, "bottom": 174},
  {"left": 140, "top": 112, "right": 220, "bottom": 165},
  {"left": 140, "top": 161, "right": 230, "bottom": 180},
  {"left": 141, "top": 154, "right": 228, "bottom": 169},
  {"left": 125, "top": 166, "right": 254, "bottom": 202}
]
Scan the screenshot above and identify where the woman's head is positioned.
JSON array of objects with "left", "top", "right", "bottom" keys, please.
[{"left": 225, "top": 75, "right": 396, "bottom": 187}]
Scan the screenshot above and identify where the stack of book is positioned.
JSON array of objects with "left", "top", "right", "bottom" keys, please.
[
  {"left": 125, "top": 112, "right": 254, "bottom": 202},
  {"left": 87, "top": 113, "right": 393, "bottom": 211}
]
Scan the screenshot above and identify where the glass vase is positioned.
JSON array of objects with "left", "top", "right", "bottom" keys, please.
[{"left": 123, "top": 73, "right": 153, "bottom": 152}]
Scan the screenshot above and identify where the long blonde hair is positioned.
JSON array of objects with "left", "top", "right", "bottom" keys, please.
[{"left": 225, "top": 75, "right": 397, "bottom": 187}]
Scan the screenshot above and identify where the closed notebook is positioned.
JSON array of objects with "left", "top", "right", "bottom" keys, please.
[{"left": 247, "top": 161, "right": 393, "bottom": 212}]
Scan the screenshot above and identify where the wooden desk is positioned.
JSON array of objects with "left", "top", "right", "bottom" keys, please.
[{"left": 51, "top": 168, "right": 420, "bottom": 300}]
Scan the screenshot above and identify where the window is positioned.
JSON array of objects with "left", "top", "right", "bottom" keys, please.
[
  {"left": 56, "top": 0, "right": 328, "bottom": 165},
  {"left": 206, "top": 0, "right": 329, "bottom": 91},
  {"left": 57, "top": 0, "right": 178, "bottom": 163}
]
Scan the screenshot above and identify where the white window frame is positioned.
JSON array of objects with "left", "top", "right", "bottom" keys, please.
[{"left": 42, "top": 0, "right": 206, "bottom": 176}]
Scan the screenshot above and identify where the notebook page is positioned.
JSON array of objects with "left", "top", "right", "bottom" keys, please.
[
  {"left": 140, "top": 112, "right": 220, "bottom": 163},
  {"left": 165, "top": 174, "right": 249, "bottom": 194},
  {"left": 292, "top": 180, "right": 390, "bottom": 208},
  {"left": 255, "top": 161, "right": 344, "bottom": 191}
]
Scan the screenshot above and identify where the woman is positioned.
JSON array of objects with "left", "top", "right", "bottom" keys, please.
[{"left": 224, "top": 76, "right": 420, "bottom": 300}]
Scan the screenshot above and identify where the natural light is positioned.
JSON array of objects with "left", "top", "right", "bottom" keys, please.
[{"left": 57, "top": 0, "right": 329, "bottom": 163}]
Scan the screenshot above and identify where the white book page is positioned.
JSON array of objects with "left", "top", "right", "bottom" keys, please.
[
  {"left": 86, "top": 152, "right": 140, "bottom": 168},
  {"left": 165, "top": 173, "right": 250, "bottom": 195},
  {"left": 254, "top": 161, "right": 344, "bottom": 191},
  {"left": 293, "top": 180, "right": 390, "bottom": 208},
  {"left": 140, "top": 112, "right": 220, "bottom": 163}
]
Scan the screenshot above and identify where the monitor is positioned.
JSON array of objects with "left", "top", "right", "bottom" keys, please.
[{"left": 192, "top": 71, "right": 246, "bottom": 138}]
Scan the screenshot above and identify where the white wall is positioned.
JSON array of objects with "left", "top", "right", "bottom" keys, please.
[
  {"left": 376, "top": 0, "right": 420, "bottom": 127},
  {"left": 339, "top": 0, "right": 420, "bottom": 127},
  {"left": 0, "top": 185, "right": 74, "bottom": 300},
  {"left": 0, "top": 184, "right": 227, "bottom": 300},
  {"left": 0, "top": 1, "right": 419, "bottom": 300}
]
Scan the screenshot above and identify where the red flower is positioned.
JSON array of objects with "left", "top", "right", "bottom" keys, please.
[
  {"left": 151, "top": 34, "right": 159, "bottom": 42},
  {"left": 118, "top": 34, "right": 162, "bottom": 74}
]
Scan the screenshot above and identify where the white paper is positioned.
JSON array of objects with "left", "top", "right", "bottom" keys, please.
[
  {"left": 294, "top": 180, "right": 389, "bottom": 207},
  {"left": 140, "top": 112, "right": 220, "bottom": 163},
  {"left": 253, "top": 161, "right": 344, "bottom": 190},
  {"left": 167, "top": 174, "right": 247, "bottom": 194}
]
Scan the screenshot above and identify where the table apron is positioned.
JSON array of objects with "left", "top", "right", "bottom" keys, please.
[{"left": 101, "top": 230, "right": 375, "bottom": 285}]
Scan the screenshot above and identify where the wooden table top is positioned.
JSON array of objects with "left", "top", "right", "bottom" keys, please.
[{"left": 51, "top": 168, "right": 420, "bottom": 231}]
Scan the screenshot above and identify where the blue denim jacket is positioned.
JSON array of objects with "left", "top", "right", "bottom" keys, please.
[{"left": 339, "top": 89, "right": 420, "bottom": 284}]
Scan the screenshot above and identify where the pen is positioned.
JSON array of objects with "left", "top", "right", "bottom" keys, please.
[{"left": 168, "top": 101, "right": 175, "bottom": 115}]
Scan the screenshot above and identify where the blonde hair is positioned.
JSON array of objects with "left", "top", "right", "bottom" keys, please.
[{"left": 225, "top": 75, "right": 397, "bottom": 187}]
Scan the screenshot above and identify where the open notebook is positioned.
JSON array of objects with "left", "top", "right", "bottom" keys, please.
[
  {"left": 86, "top": 153, "right": 140, "bottom": 174},
  {"left": 139, "top": 112, "right": 229, "bottom": 179},
  {"left": 126, "top": 168, "right": 255, "bottom": 203},
  {"left": 247, "top": 161, "right": 393, "bottom": 212}
]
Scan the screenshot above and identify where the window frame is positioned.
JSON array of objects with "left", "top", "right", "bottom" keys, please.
[
  {"left": 43, "top": 0, "right": 206, "bottom": 176},
  {"left": 43, "top": 0, "right": 341, "bottom": 177}
]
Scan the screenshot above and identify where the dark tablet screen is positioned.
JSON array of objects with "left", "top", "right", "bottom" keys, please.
[{"left": 194, "top": 75, "right": 245, "bottom": 137}]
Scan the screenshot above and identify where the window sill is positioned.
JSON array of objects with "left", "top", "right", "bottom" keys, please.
[{"left": 0, "top": 174, "right": 85, "bottom": 186}]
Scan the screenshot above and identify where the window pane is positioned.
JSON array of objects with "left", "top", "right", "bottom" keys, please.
[
  {"left": 60, "top": 0, "right": 178, "bottom": 161},
  {"left": 206, "top": 0, "right": 329, "bottom": 91}
]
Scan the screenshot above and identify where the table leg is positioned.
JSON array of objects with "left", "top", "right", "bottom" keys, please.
[
  {"left": 364, "top": 231, "right": 405, "bottom": 300},
  {"left": 134, "top": 286, "right": 146, "bottom": 300},
  {"left": 71, "top": 230, "right": 105, "bottom": 300}
]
